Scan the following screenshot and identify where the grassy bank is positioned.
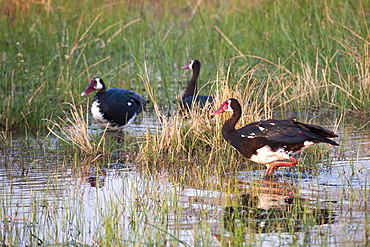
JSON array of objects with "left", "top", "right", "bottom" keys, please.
[{"left": 0, "top": 0, "right": 369, "bottom": 130}]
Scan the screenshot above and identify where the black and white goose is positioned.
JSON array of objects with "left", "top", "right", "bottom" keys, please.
[
  {"left": 81, "top": 77, "right": 147, "bottom": 130},
  {"left": 211, "top": 98, "right": 339, "bottom": 177},
  {"left": 181, "top": 59, "right": 213, "bottom": 110}
]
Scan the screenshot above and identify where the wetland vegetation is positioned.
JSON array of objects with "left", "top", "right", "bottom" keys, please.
[{"left": 1, "top": 0, "right": 370, "bottom": 246}]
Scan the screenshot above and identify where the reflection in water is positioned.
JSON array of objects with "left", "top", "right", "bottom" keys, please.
[
  {"left": 0, "top": 159, "right": 147, "bottom": 246},
  {"left": 183, "top": 179, "right": 337, "bottom": 245},
  {"left": 86, "top": 172, "right": 106, "bottom": 188},
  {"left": 222, "top": 187, "right": 335, "bottom": 235},
  {"left": 0, "top": 155, "right": 368, "bottom": 246},
  {"left": 0, "top": 119, "right": 369, "bottom": 246}
]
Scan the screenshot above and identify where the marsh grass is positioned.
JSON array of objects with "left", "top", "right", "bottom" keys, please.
[
  {"left": 0, "top": 130, "right": 364, "bottom": 247},
  {"left": 45, "top": 100, "right": 104, "bottom": 154},
  {"left": 38, "top": 58, "right": 337, "bottom": 185},
  {"left": 44, "top": 99, "right": 147, "bottom": 169},
  {"left": 134, "top": 60, "right": 341, "bottom": 179},
  {"left": 1, "top": 0, "right": 370, "bottom": 129},
  {"left": 1, "top": 0, "right": 368, "bottom": 246}
]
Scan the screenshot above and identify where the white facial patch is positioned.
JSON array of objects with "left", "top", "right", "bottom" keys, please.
[
  {"left": 224, "top": 99, "right": 233, "bottom": 112},
  {"left": 250, "top": 146, "right": 290, "bottom": 164},
  {"left": 189, "top": 60, "right": 194, "bottom": 70},
  {"left": 95, "top": 78, "right": 103, "bottom": 90}
]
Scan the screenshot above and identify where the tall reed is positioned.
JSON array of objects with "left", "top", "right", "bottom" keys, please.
[{"left": 1, "top": 0, "right": 369, "bottom": 130}]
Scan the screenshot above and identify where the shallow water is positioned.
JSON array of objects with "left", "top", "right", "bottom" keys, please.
[{"left": 0, "top": 116, "right": 369, "bottom": 246}]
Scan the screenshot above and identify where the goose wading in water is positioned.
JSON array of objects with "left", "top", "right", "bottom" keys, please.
[
  {"left": 211, "top": 98, "right": 339, "bottom": 177},
  {"left": 181, "top": 59, "right": 213, "bottom": 110},
  {"left": 81, "top": 77, "right": 147, "bottom": 130}
]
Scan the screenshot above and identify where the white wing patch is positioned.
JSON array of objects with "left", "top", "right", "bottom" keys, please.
[
  {"left": 303, "top": 141, "right": 315, "bottom": 147},
  {"left": 270, "top": 123, "right": 276, "bottom": 125},
  {"left": 241, "top": 133, "right": 255, "bottom": 138},
  {"left": 124, "top": 112, "right": 137, "bottom": 127},
  {"left": 91, "top": 101, "right": 108, "bottom": 127},
  {"left": 259, "top": 126, "right": 266, "bottom": 131},
  {"left": 247, "top": 132, "right": 256, "bottom": 138},
  {"left": 250, "top": 146, "right": 290, "bottom": 164},
  {"left": 107, "top": 112, "right": 137, "bottom": 131},
  {"left": 90, "top": 99, "right": 138, "bottom": 131},
  {"left": 127, "top": 101, "right": 132, "bottom": 106}
]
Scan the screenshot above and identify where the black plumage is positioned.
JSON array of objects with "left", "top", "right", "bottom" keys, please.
[
  {"left": 212, "top": 98, "right": 339, "bottom": 176},
  {"left": 81, "top": 77, "right": 147, "bottom": 130},
  {"left": 181, "top": 59, "right": 213, "bottom": 110}
]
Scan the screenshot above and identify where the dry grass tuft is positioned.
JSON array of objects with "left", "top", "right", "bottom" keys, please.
[
  {"left": 45, "top": 100, "right": 107, "bottom": 155},
  {"left": 134, "top": 63, "right": 303, "bottom": 177}
]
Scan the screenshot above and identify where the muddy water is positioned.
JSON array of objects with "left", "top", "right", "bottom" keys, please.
[{"left": 0, "top": 116, "right": 369, "bottom": 246}]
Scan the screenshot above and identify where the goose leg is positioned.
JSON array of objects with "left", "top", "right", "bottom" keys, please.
[{"left": 265, "top": 157, "right": 298, "bottom": 177}]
